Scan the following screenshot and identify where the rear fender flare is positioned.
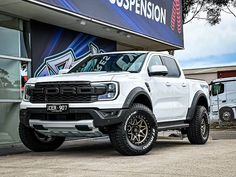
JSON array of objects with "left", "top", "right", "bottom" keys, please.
[{"left": 186, "top": 91, "right": 209, "bottom": 121}]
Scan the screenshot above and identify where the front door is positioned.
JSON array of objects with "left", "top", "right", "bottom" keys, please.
[
  {"left": 161, "top": 56, "right": 189, "bottom": 121},
  {"left": 147, "top": 55, "right": 176, "bottom": 122}
]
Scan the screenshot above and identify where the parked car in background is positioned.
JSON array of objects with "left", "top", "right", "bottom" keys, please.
[{"left": 210, "top": 77, "right": 236, "bottom": 122}]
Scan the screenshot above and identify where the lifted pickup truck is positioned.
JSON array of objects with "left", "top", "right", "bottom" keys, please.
[{"left": 20, "top": 51, "right": 210, "bottom": 155}]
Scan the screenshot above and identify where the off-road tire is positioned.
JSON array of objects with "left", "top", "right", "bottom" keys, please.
[
  {"left": 187, "top": 106, "right": 209, "bottom": 144},
  {"left": 19, "top": 123, "right": 65, "bottom": 152},
  {"left": 109, "top": 103, "right": 157, "bottom": 156},
  {"left": 219, "top": 107, "right": 234, "bottom": 122}
]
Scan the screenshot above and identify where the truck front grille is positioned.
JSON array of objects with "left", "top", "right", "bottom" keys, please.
[{"left": 29, "top": 82, "right": 104, "bottom": 103}]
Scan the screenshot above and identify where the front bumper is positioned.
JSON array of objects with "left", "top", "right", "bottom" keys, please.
[{"left": 20, "top": 108, "right": 128, "bottom": 128}]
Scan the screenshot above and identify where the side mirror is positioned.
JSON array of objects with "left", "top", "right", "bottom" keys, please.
[
  {"left": 58, "top": 69, "right": 70, "bottom": 75},
  {"left": 148, "top": 65, "right": 168, "bottom": 76}
]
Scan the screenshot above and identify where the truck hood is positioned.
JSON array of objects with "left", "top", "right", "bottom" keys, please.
[{"left": 27, "top": 72, "right": 130, "bottom": 84}]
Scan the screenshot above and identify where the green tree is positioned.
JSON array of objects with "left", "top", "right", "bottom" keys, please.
[{"left": 183, "top": 0, "right": 236, "bottom": 25}]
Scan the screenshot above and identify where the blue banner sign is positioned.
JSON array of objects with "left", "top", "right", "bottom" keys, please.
[{"left": 31, "top": 0, "right": 183, "bottom": 48}]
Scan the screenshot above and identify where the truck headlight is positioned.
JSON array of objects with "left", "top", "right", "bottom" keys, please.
[
  {"left": 23, "top": 84, "right": 35, "bottom": 102},
  {"left": 91, "top": 82, "right": 119, "bottom": 101}
]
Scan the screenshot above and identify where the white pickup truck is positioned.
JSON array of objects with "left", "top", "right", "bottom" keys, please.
[{"left": 20, "top": 51, "right": 210, "bottom": 155}]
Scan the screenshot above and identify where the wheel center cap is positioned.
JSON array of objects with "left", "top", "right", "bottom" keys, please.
[{"left": 133, "top": 127, "right": 139, "bottom": 133}]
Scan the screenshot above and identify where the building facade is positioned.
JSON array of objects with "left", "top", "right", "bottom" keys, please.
[
  {"left": 184, "top": 65, "right": 236, "bottom": 84},
  {"left": 0, "top": 0, "right": 184, "bottom": 145}
]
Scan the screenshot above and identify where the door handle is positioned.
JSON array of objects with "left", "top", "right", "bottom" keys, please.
[
  {"left": 166, "top": 82, "right": 171, "bottom": 87},
  {"left": 182, "top": 83, "right": 187, "bottom": 87},
  {"left": 222, "top": 100, "right": 226, "bottom": 103}
]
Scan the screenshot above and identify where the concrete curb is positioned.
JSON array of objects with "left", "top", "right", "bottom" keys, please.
[{"left": 211, "top": 130, "right": 236, "bottom": 140}]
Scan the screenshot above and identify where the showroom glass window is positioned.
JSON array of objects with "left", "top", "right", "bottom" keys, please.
[{"left": 0, "top": 14, "right": 31, "bottom": 101}]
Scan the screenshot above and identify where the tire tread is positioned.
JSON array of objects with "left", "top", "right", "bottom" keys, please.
[
  {"left": 109, "top": 103, "right": 157, "bottom": 155},
  {"left": 187, "top": 106, "right": 209, "bottom": 144},
  {"left": 19, "top": 123, "right": 65, "bottom": 152}
]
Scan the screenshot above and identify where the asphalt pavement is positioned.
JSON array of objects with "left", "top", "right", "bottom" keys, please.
[{"left": 0, "top": 136, "right": 236, "bottom": 177}]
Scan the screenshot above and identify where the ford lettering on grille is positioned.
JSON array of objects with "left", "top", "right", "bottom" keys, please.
[
  {"left": 29, "top": 82, "right": 106, "bottom": 103},
  {"left": 34, "top": 87, "right": 97, "bottom": 95}
]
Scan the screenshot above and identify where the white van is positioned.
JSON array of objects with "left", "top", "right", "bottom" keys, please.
[{"left": 210, "top": 77, "right": 236, "bottom": 122}]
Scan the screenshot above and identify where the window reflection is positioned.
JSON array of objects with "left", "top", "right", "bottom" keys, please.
[
  {"left": 21, "top": 62, "right": 29, "bottom": 91},
  {"left": 0, "top": 59, "right": 20, "bottom": 100},
  {"left": 0, "top": 27, "right": 20, "bottom": 57}
]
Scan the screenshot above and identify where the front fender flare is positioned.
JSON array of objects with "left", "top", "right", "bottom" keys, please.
[{"left": 122, "top": 87, "right": 152, "bottom": 110}]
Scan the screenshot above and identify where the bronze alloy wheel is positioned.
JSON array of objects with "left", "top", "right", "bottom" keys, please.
[
  {"left": 126, "top": 114, "right": 150, "bottom": 146},
  {"left": 109, "top": 103, "right": 157, "bottom": 155}
]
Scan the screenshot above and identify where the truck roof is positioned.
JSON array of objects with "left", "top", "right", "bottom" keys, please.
[
  {"left": 211, "top": 77, "right": 236, "bottom": 84},
  {"left": 92, "top": 51, "right": 174, "bottom": 58}
]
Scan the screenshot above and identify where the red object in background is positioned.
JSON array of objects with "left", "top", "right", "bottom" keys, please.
[
  {"left": 21, "top": 76, "right": 29, "bottom": 91},
  {"left": 171, "top": 0, "right": 182, "bottom": 34},
  {"left": 218, "top": 71, "right": 236, "bottom": 78}
]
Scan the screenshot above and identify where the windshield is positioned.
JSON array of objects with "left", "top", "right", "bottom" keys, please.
[{"left": 69, "top": 53, "right": 147, "bottom": 73}]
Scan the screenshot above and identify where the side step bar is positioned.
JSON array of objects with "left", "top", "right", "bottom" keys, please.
[{"left": 158, "top": 121, "right": 189, "bottom": 131}]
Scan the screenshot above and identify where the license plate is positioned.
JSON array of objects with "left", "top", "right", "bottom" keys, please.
[{"left": 46, "top": 104, "right": 68, "bottom": 113}]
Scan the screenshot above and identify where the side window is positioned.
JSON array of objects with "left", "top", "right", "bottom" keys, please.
[
  {"left": 211, "top": 83, "right": 224, "bottom": 96},
  {"left": 148, "top": 55, "right": 162, "bottom": 68},
  {"left": 161, "top": 57, "right": 181, "bottom": 77}
]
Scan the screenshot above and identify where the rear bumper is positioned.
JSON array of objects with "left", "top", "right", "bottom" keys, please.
[{"left": 20, "top": 108, "right": 128, "bottom": 128}]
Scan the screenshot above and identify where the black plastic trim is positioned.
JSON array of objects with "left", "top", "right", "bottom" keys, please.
[
  {"left": 20, "top": 108, "right": 128, "bottom": 128},
  {"left": 75, "top": 125, "right": 92, "bottom": 131},
  {"left": 186, "top": 91, "right": 209, "bottom": 121},
  {"left": 33, "top": 125, "right": 47, "bottom": 130},
  {"left": 210, "top": 79, "right": 236, "bottom": 85},
  {"left": 122, "top": 87, "right": 152, "bottom": 110},
  {"left": 158, "top": 120, "right": 186, "bottom": 127}
]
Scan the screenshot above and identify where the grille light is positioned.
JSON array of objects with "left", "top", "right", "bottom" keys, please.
[
  {"left": 23, "top": 84, "right": 35, "bottom": 102},
  {"left": 91, "top": 82, "right": 119, "bottom": 101}
]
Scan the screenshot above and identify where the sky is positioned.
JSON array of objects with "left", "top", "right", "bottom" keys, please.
[{"left": 175, "top": 12, "right": 236, "bottom": 69}]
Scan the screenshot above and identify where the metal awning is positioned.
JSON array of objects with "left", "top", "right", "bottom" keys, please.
[{"left": 0, "top": 0, "right": 184, "bottom": 51}]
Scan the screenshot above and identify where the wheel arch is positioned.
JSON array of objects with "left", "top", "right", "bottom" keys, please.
[
  {"left": 186, "top": 91, "right": 209, "bottom": 121},
  {"left": 122, "top": 87, "right": 153, "bottom": 111}
]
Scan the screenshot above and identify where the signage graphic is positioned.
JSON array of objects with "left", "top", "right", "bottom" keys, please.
[
  {"left": 31, "top": 21, "right": 116, "bottom": 77},
  {"left": 109, "top": 0, "right": 167, "bottom": 24},
  {"left": 171, "top": 0, "right": 182, "bottom": 34},
  {"left": 28, "top": 0, "right": 184, "bottom": 47}
]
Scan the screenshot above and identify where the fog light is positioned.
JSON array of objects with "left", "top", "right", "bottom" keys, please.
[{"left": 101, "top": 110, "right": 120, "bottom": 118}]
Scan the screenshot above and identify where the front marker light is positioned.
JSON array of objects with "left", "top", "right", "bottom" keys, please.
[
  {"left": 23, "top": 84, "right": 35, "bottom": 102},
  {"left": 91, "top": 82, "right": 118, "bottom": 101}
]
